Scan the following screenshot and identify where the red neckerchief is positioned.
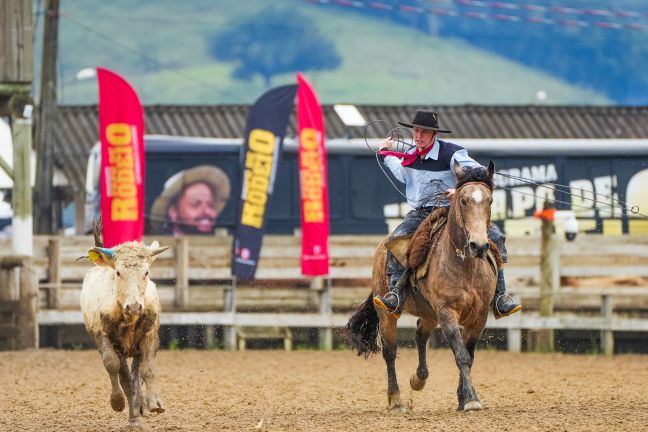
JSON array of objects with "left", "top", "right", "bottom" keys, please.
[{"left": 378, "top": 143, "right": 434, "bottom": 167}]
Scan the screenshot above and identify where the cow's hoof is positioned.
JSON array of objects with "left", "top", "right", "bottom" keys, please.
[
  {"left": 110, "top": 392, "right": 126, "bottom": 412},
  {"left": 463, "top": 400, "right": 483, "bottom": 411},
  {"left": 132, "top": 396, "right": 148, "bottom": 418},
  {"left": 410, "top": 374, "right": 426, "bottom": 391},
  {"left": 146, "top": 393, "right": 165, "bottom": 414}
]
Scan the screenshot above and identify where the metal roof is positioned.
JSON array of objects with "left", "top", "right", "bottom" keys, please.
[{"left": 53, "top": 104, "right": 648, "bottom": 191}]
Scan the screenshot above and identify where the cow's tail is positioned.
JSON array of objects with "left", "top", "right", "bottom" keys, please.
[
  {"left": 90, "top": 217, "right": 103, "bottom": 247},
  {"left": 344, "top": 293, "right": 381, "bottom": 358}
]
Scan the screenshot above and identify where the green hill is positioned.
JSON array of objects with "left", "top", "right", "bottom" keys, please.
[{"left": 49, "top": 0, "right": 609, "bottom": 105}]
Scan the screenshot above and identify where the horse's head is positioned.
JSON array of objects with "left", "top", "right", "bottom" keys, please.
[{"left": 451, "top": 160, "right": 495, "bottom": 259}]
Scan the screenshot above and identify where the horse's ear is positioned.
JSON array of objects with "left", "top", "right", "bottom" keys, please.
[
  {"left": 453, "top": 159, "right": 463, "bottom": 179},
  {"left": 487, "top": 160, "right": 495, "bottom": 180}
]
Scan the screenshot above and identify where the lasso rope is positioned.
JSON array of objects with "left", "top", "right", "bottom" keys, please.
[{"left": 364, "top": 118, "right": 647, "bottom": 219}]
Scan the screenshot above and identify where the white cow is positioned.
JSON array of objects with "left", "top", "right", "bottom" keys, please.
[{"left": 80, "top": 236, "right": 169, "bottom": 428}]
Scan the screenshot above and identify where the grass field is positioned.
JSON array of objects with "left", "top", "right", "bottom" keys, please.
[{"left": 48, "top": 0, "right": 609, "bottom": 105}]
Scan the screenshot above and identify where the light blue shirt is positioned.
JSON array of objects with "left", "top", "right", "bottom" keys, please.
[{"left": 383, "top": 139, "right": 481, "bottom": 209}]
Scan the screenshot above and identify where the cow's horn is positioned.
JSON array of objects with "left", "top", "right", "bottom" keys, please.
[{"left": 151, "top": 245, "right": 170, "bottom": 257}]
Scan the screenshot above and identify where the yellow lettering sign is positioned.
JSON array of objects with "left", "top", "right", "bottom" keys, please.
[
  {"left": 241, "top": 201, "right": 265, "bottom": 229},
  {"left": 112, "top": 198, "right": 138, "bottom": 221},
  {"left": 304, "top": 201, "right": 324, "bottom": 223},
  {"left": 106, "top": 122, "right": 138, "bottom": 221},
  {"left": 300, "top": 128, "right": 318, "bottom": 150},
  {"left": 249, "top": 129, "right": 275, "bottom": 154},
  {"left": 299, "top": 129, "right": 325, "bottom": 224},
  {"left": 105, "top": 123, "right": 132, "bottom": 146},
  {"left": 241, "top": 129, "right": 276, "bottom": 228}
]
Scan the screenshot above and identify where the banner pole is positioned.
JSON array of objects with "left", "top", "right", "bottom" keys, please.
[
  {"left": 223, "top": 275, "right": 237, "bottom": 351},
  {"left": 318, "top": 276, "right": 332, "bottom": 350}
]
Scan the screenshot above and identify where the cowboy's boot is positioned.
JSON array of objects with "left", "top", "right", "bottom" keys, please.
[
  {"left": 492, "top": 270, "right": 522, "bottom": 319},
  {"left": 373, "top": 271, "right": 403, "bottom": 315}
]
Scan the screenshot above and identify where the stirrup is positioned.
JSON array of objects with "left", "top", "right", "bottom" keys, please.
[
  {"left": 373, "top": 292, "right": 402, "bottom": 318},
  {"left": 494, "top": 294, "right": 522, "bottom": 319},
  {"left": 385, "top": 291, "right": 401, "bottom": 311}
]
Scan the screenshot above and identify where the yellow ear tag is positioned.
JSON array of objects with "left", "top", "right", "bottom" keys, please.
[{"left": 88, "top": 250, "right": 101, "bottom": 263}]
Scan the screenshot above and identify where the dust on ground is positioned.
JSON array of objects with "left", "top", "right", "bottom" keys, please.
[{"left": 2, "top": 349, "right": 647, "bottom": 431}]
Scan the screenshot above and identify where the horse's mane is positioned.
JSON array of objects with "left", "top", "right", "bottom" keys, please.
[
  {"left": 407, "top": 207, "right": 448, "bottom": 268},
  {"left": 456, "top": 165, "right": 494, "bottom": 191}
]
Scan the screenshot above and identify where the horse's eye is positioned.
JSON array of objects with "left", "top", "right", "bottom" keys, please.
[
  {"left": 144, "top": 271, "right": 149, "bottom": 279},
  {"left": 460, "top": 197, "right": 467, "bottom": 207},
  {"left": 116, "top": 271, "right": 121, "bottom": 278}
]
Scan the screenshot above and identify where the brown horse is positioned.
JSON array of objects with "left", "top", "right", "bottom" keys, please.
[{"left": 346, "top": 161, "right": 497, "bottom": 413}]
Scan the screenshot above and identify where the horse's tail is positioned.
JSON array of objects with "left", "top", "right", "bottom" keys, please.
[{"left": 344, "top": 293, "right": 380, "bottom": 358}]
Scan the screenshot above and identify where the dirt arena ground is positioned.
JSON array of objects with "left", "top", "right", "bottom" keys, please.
[{"left": 1, "top": 349, "right": 647, "bottom": 432}]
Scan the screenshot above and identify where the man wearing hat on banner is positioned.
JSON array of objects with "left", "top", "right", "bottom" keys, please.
[
  {"left": 373, "top": 110, "right": 521, "bottom": 319},
  {"left": 151, "top": 165, "right": 231, "bottom": 236}
]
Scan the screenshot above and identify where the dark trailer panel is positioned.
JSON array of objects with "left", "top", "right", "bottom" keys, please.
[
  {"left": 141, "top": 136, "right": 403, "bottom": 235},
  {"left": 87, "top": 136, "right": 648, "bottom": 236}
]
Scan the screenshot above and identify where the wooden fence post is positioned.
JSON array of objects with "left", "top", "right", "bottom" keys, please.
[
  {"left": 174, "top": 237, "right": 188, "bottom": 308},
  {"left": 532, "top": 201, "right": 555, "bottom": 352},
  {"left": 0, "top": 264, "right": 18, "bottom": 350},
  {"left": 47, "top": 238, "right": 61, "bottom": 308},
  {"left": 17, "top": 258, "right": 37, "bottom": 349},
  {"left": 0, "top": 257, "right": 37, "bottom": 350},
  {"left": 317, "top": 277, "right": 332, "bottom": 350},
  {"left": 601, "top": 294, "right": 614, "bottom": 355}
]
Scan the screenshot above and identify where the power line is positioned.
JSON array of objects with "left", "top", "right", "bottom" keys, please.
[
  {"left": 55, "top": 12, "right": 229, "bottom": 26},
  {"left": 59, "top": 13, "right": 249, "bottom": 103},
  {"left": 308, "top": 0, "right": 648, "bottom": 32}
]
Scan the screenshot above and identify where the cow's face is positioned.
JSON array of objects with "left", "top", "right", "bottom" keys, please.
[
  {"left": 114, "top": 260, "right": 150, "bottom": 317},
  {"left": 88, "top": 241, "right": 169, "bottom": 318}
]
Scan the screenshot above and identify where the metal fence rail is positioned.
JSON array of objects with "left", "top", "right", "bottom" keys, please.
[{"left": 38, "top": 288, "right": 646, "bottom": 354}]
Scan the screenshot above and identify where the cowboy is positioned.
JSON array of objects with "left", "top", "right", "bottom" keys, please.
[
  {"left": 150, "top": 165, "right": 231, "bottom": 236},
  {"left": 372, "top": 110, "right": 521, "bottom": 319}
]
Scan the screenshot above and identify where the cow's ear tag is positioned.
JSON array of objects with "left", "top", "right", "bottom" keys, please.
[{"left": 88, "top": 250, "right": 101, "bottom": 263}]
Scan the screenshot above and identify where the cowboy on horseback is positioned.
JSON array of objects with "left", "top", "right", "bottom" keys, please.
[{"left": 372, "top": 110, "right": 521, "bottom": 319}]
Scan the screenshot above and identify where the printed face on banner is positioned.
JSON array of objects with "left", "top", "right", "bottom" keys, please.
[{"left": 149, "top": 165, "right": 231, "bottom": 237}]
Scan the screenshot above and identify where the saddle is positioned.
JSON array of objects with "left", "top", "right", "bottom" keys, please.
[{"left": 385, "top": 208, "right": 501, "bottom": 286}]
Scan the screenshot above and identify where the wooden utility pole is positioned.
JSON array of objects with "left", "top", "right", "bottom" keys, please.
[
  {"left": 34, "top": 0, "right": 60, "bottom": 234},
  {"left": 0, "top": 0, "right": 37, "bottom": 350},
  {"left": 11, "top": 112, "right": 33, "bottom": 256},
  {"left": 532, "top": 201, "right": 556, "bottom": 352},
  {"left": 0, "top": 0, "right": 34, "bottom": 257}
]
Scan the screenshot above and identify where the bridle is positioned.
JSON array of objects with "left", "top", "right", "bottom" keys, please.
[{"left": 449, "top": 181, "right": 492, "bottom": 261}]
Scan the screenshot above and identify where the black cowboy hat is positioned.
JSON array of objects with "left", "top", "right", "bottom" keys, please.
[{"left": 397, "top": 110, "right": 452, "bottom": 133}]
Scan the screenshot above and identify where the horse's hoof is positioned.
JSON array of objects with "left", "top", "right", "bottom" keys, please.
[
  {"left": 110, "top": 392, "right": 126, "bottom": 412},
  {"left": 390, "top": 405, "right": 408, "bottom": 414},
  {"left": 410, "top": 374, "right": 426, "bottom": 391},
  {"left": 463, "top": 400, "right": 483, "bottom": 411}
]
